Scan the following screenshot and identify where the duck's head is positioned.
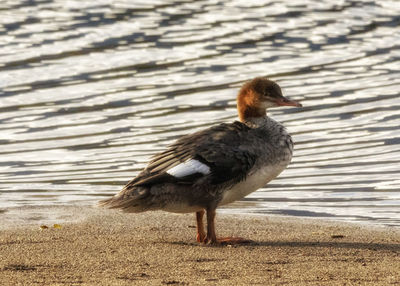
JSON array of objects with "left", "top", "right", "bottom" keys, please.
[{"left": 237, "top": 77, "right": 302, "bottom": 122}]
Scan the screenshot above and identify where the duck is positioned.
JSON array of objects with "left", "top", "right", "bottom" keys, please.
[{"left": 99, "top": 77, "right": 302, "bottom": 245}]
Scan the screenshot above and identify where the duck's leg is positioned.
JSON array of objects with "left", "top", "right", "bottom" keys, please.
[
  {"left": 195, "top": 210, "right": 206, "bottom": 242},
  {"left": 205, "top": 208, "right": 252, "bottom": 245},
  {"left": 205, "top": 208, "right": 218, "bottom": 244}
]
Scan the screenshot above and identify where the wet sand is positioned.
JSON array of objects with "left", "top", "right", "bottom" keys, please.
[{"left": 0, "top": 206, "right": 399, "bottom": 285}]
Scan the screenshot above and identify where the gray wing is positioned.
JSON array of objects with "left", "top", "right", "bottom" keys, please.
[{"left": 125, "top": 121, "right": 257, "bottom": 188}]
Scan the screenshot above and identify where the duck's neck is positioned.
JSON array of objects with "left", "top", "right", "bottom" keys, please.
[{"left": 238, "top": 105, "right": 266, "bottom": 122}]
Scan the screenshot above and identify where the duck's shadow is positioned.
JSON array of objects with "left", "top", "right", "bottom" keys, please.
[
  {"left": 254, "top": 240, "right": 399, "bottom": 251},
  {"left": 170, "top": 240, "right": 400, "bottom": 251}
]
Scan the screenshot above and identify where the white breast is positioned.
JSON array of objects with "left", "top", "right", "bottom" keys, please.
[{"left": 219, "top": 161, "right": 289, "bottom": 206}]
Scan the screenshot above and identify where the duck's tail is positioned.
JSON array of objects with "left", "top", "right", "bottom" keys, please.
[{"left": 98, "top": 186, "right": 150, "bottom": 213}]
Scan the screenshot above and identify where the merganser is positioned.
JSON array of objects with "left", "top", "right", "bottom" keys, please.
[{"left": 99, "top": 77, "right": 302, "bottom": 245}]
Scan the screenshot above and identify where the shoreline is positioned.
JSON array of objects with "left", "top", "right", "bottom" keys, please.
[
  {"left": 1, "top": 204, "right": 398, "bottom": 231},
  {"left": 1, "top": 206, "right": 399, "bottom": 285}
]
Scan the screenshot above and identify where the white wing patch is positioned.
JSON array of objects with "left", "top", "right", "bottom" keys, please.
[{"left": 166, "top": 159, "right": 210, "bottom": 178}]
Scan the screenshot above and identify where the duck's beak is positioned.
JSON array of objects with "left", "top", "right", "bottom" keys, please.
[{"left": 276, "top": 96, "right": 302, "bottom": 107}]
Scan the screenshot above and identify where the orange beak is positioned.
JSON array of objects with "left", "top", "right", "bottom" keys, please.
[{"left": 276, "top": 96, "right": 302, "bottom": 107}]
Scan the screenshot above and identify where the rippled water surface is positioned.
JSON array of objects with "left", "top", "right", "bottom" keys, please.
[{"left": 1, "top": 0, "right": 400, "bottom": 226}]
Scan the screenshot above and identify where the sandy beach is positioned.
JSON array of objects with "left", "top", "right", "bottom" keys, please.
[{"left": 0, "top": 206, "right": 399, "bottom": 285}]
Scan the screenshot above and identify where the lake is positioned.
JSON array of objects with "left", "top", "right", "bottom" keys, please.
[{"left": 1, "top": 0, "right": 399, "bottom": 226}]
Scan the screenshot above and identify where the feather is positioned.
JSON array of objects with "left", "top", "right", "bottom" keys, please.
[{"left": 167, "top": 159, "right": 210, "bottom": 178}]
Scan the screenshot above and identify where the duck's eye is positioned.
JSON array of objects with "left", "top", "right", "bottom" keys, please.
[{"left": 263, "top": 90, "right": 270, "bottom": 97}]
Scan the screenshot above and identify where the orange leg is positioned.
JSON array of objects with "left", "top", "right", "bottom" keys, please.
[
  {"left": 204, "top": 208, "right": 252, "bottom": 245},
  {"left": 196, "top": 210, "right": 206, "bottom": 243},
  {"left": 205, "top": 208, "right": 218, "bottom": 244}
]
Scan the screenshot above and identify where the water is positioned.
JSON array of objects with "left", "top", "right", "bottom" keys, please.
[{"left": 1, "top": 0, "right": 399, "bottom": 227}]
